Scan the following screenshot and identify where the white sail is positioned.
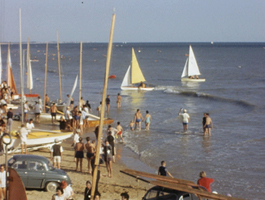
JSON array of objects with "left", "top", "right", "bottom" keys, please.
[
  {"left": 181, "top": 58, "right": 188, "bottom": 78},
  {"left": 66, "top": 75, "right": 78, "bottom": 107},
  {"left": 121, "top": 65, "right": 131, "bottom": 87},
  {"left": 0, "top": 45, "right": 2, "bottom": 84},
  {"left": 27, "top": 41, "right": 33, "bottom": 90},
  {"left": 187, "top": 45, "right": 201, "bottom": 76}
]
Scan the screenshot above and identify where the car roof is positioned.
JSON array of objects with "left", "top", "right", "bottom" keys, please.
[
  {"left": 11, "top": 155, "right": 49, "bottom": 163},
  {"left": 149, "top": 186, "right": 187, "bottom": 196}
]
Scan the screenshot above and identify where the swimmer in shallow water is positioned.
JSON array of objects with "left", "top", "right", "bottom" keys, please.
[{"left": 144, "top": 110, "right": 152, "bottom": 130}]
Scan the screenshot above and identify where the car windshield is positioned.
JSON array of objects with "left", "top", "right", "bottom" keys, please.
[{"left": 47, "top": 160, "right": 55, "bottom": 170}]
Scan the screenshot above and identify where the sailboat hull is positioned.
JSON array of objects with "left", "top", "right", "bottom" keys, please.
[
  {"left": 121, "top": 86, "right": 154, "bottom": 91},
  {"left": 181, "top": 78, "right": 206, "bottom": 82}
]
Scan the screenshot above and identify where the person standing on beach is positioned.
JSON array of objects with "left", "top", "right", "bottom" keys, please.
[
  {"left": 197, "top": 171, "right": 214, "bottom": 192},
  {"left": 44, "top": 94, "right": 50, "bottom": 113},
  {"left": 178, "top": 108, "right": 190, "bottom": 132},
  {"left": 75, "top": 137, "right": 85, "bottom": 172},
  {"left": 144, "top": 110, "right": 152, "bottom": 131},
  {"left": 24, "top": 101, "right": 30, "bottom": 122},
  {"left": 6, "top": 108, "right": 13, "bottom": 133},
  {"left": 84, "top": 180, "right": 92, "bottom": 200},
  {"left": 0, "top": 165, "right": 6, "bottom": 200},
  {"left": 19, "top": 124, "right": 29, "bottom": 154},
  {"left": 38, "top": 96, "right": 43, "bottom": 111},
  {"left": 34, "top": 101, "right": 42, "bottom": 123},
  {"left": 51, "top": 187, "right": 65, "bottom": 200},
  {"left": 204, "top": 113, "right": 213, "bottom": 137},
  {"left": 85, "top": 137, "right": 95, "bottom": 174},
  {"left": 50, "top": 138, "right": 63, "bottom": 169},
  {"left": 50, "top": 103, "right": 58, "bottom": 124},
  {"left": 61, "top": 180, "right": 74, "bottom": 200},
  {"left": 103, "top": 140, "right": 113, "bottom": 178},
  {"left": 116, "top": 122, "right": 124, "bottom": 143},
  {"left": 106, "top": 130, "right": 116, "bottom": 163},
  {"left": 158, "top": 161, "right": 173, "bottom": 178},
  {"left": 134, "top": 109, "right": 144, "bottom": 131},
  {"left": 67, "top": 94, "right": 74, "bottom": 110},
  {"left": 106, "top": 95, "right": 110, "bottom": 113},
  {"left": 116, "top": 93, "right": 122, "bottom": 108},
  {"left": 97, "top": 102, "right": 102, "bottom": 117}
]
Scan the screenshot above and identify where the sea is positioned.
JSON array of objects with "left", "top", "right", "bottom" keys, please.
[{"left": 1, "top": 42, "right": 265, "bottom": 199}]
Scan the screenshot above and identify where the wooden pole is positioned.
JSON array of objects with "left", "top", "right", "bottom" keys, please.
[
  {"left": 90, "top": 13, "right": 116, "bottom": 199},
  {"left": 27, "top": 37, "right": 31, "bottom": 94},
  {"left": 79, "top": 42, "right": 83, "bottom": 110},
  {"left": 19, "top": 8, "right": 24, "bottom": 125},
  {"left": 44, "top": 42, "right": 48, "bottom": 112},
  {"left": 57, "top": 31, "right": 62, "bottom": 101}
]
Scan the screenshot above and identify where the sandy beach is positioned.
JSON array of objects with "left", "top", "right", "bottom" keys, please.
[{"left": 1, "top": 113, "right": 151, "bottom": 200}]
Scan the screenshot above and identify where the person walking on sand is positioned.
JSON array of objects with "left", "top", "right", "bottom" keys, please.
[
  {"left": 204, "top": 113, "right": 213, "bottom": 137},
  {"left": 106, "top": 130, "right": 116, "bottom": 163},
  {"left": 19, "top": 124, "right": 29, "bottom": 154},
  {"left": 44, "top": 94, "right": 50, "bottom": 113},
  {"left": 50, "top": 138, "right": 63, "bottom": 169},
  {"left": 106, "top": 95, "right": 110, "bottom": 113},
  {"left": 134, "top": 109, "right": 144, "bottom": 131},
  {"left": 158, "top": 161, "right": 173, "bottom": 178},
  {"left": 116, "top": 122, "right": 124, "bottom": 143},
  {"left": 144, "top": 110, "right": 152, "bottom": 130},
  {"left": 34, "top": 101, "right": 42, "bottom": 123},
  {"left": 178, "top": 108, "right": 190, "bottom": 132},
  {"left": 197, "top": 171, "right": 214, "bottom": 192},
  {"left": 116, "top": 93, "right": 122, "bottom": 108},
  {"left": 85, "top": 137, "right": 95, "bottom": 174},
  {"left": 50, "top": 103, "right": 58, "bottom": 124},
  {"left": 75, "top": 137, "right": 85, "bottom": 172}
]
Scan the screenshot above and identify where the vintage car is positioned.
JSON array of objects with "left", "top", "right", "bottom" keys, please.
[
  {"left": 8, "top": 154, "right": 71, "bottom": 192},
  {"left": 142, "top": 186, "right": 207, "bottom": 200}
]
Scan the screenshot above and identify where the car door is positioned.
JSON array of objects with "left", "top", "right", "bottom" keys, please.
[
  {"left": 26, "top": 160, "right": 46, "bottom": 188},
  {"left": 11, "top": 160, "right": 28, "bottom": 186}
]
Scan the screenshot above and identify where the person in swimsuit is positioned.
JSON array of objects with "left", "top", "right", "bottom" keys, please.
[
  {"left": 116, "top": 122, "right": 124, "bottom": 143},
  {"left": 129, "top": 120, "right": 134, "bottom": 131},
  {"left": 158, "top": 161, "right": 173, "bottom": 178},
  {"left": 50, "top": 103, "right": 58, "bottom": 124},
  {"left": 116, "top": 93, "right": 122, "bottom": 108},
  {"left": 202, "top": 113, "right": 207, "bottom": 134},
  {"left": 103, "top": 140, "right": 113, "bottom": 178},
  {"left": 44, "top": 94, "right": 50, "bottom": 113},
  {"left": 85, "top": 137, "right": 95, "bottom": 174},
  {"left": 144, "top": 110, "right": 152, "bottom": 130},
  {"left": 134, "top": 109, "right": 144, "bottom": 131},
  {"left": 106, "top": 95, "right": 110, "bottom": 113},
  {"left": 203, "top": 113, "right": 213, "bottom": 137},
  {"left": 75, "top": 137, "right": 85, "bottom": 172}
]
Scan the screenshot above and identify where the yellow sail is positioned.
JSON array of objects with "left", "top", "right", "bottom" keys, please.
[{"left": 131, "top": 48, "right": 146, "bottom": 84}]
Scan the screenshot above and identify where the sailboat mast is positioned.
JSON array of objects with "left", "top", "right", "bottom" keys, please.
[
  {"left": 91, "top": 13, "right": 115, "bottom": 199},
  {"left": 57, "top": 31, "right": 62, "bottom": 101},
  {"left": 44, "top": 42, "right": 48, "bottom": 112},
  {"left": 27, "top": 37, "right": 31, "bottom": 94},
  {"left": 79, "top": 42, "right": 83, "bottom": 110},
  {"left": 19, "top": 8, "right": 24, "bottom": 125}
]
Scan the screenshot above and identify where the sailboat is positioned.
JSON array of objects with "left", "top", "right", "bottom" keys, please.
[
  {"left": 120, "top": 48, "right": 154, "bottom": 91},
  {"left": 181, "top": 45, "right": 205, "bottom": 82}
]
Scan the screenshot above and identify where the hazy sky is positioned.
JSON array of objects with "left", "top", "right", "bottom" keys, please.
[{"left": 1, "top": 0, "right": 264, "bottom": 43}]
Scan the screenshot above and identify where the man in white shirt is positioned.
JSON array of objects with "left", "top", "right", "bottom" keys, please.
[
  {"left": 26, "top": 119, "right": 35, "bottom": 133},
  {"left": 34, "top": 102, "right": 42, "bottom": 123},
  {"left": 178, "top": 108, "right": 190, "bottom": 132}
]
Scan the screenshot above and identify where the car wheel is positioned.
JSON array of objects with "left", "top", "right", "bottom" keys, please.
[{"left": 45, "top": 182, "right": 59, "bottom": 192}]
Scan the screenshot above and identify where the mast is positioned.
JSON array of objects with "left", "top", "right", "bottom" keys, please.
[
  {"left": 27, "top": 37, "right": 32, "bottom": 94},
  {"left": 79, "top": 42, "right": 83, "bottom": 110},
  {"left": 19, "top": 8, "right": 24, "bottom": 124},
  {"left": 90, "top": 13, "right": 116, "bottom": 199},
  {"left": 57, "top": 31, "right": 62, "bottom": 101},
  {"left": 44, "top": 42, "right": 48, "bottom": 112}
]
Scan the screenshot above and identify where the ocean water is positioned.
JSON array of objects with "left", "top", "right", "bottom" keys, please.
[{"left": 1, "top": 42, "right": 265, "bottom": 199}]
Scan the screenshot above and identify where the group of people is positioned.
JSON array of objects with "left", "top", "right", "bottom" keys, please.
[{"left": 131, "top": 109, "right": 152, "bottom": 131}]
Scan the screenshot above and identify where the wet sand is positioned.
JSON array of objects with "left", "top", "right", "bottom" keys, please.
[{"left": 2, "top": 113, "right": 151, "bottom": 200}]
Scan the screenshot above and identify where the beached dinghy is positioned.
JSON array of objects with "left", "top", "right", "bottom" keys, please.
[
  {"left": 181, "top": 45, "right": 206, "bottom": 82},
  {"left": 3, "top": 129, "right": 73, "bottom": 153},
  {"left": 121, "top": 48, "right": 154, "bottom": 91}
]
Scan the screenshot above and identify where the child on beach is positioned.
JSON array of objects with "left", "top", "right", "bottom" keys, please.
[
  {"left": 116, "top": 122, "right": 124, "bottom": 143},
  {"left": 129, "top": 120, "right": 134, "bottom": 131},
  {"left": 158, "top": 161, "right": 174, "bottom": 178}
]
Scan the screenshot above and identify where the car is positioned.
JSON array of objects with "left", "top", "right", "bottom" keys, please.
[
  {"left": 7, "top": 154, "right": 72, "bottom": 192},
  {"left": 142, "top": 186, "right": 207, "bottom": 200}
]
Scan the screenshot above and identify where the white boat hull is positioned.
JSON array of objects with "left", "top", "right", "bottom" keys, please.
[
  {"left": 181, "top": 78, "right": 206, "bottom": 82},
  {"left": 121, "top": 86, "right": 155, "bottom": 91}
]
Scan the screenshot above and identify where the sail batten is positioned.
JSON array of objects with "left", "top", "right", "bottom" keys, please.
[{"left": 131, "top": 48, "right": 146, "bottom": 84}]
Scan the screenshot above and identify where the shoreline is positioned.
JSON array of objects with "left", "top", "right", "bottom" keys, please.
[{"left": 2, "top": 114, "right": 152, "bottom": 200}]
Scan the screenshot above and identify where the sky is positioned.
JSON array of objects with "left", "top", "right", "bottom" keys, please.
[{"left": 0, "top": 0, "right": 265, "bottom": 43}]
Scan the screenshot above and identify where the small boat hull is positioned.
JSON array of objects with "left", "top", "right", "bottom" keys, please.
[
  {"left": 87, "top": 118, "right": 114, "bottom": 128},
  {"left": 181, "top": 78, "right": 206, "bottom": 82},
  {"left": 109, "top": 75, "right": 116, "bottom": 79},
  {"left": 19, "top": 94, "right": 39, "bottom": 98},
  {"left": 121, "top": 86, "right": 155, "bottom": 91}
]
